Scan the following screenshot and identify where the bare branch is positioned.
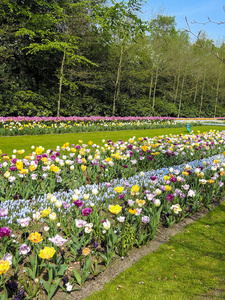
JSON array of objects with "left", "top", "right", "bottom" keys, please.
[
  {"left": 190, "top": 18, "right": 225, "bottom": 26},
  {"left": 185, "top": 16, "right": 191, "bottom": 31},
  {"left": 185, "top": 16, "right": 225, "bottom": 64}
]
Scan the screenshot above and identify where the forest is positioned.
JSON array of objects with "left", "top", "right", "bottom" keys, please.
[{"left": 0, "top": 0, "right": 225, "bottom": 118}]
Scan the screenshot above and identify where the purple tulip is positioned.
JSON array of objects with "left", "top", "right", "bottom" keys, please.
[
  {"left": 0, "top": 208, "right": 8, "bottom": 217},
  {"left": 82, "top": 207, "right": 92, "bottom": 216},
  {"left": 13, "top": 288, "right": 25, "bottom": 300},
  {"left": 142, "top": 216, "right": 150, "bottom": 223},
  {"left": 166, "top": 194, "right": 174, "bottom": 202},
  {"left": 48, "top": 234, "right": 68, "bottom": 247},
  {"left": 63, "top": 202, "right": 70, "bottom": 209},
  {"left": 11, "top": 158, "right": 18, "bottom": 164},
  {"left": 93, "top": 242, "right": 99, "bottom": 248},
  {"left": 10, "top": 166, "right": 17, "bottom": 171},
  {"left": 170, "top": 177, "right": 177, "bottom": 183},
  {"left": 73, "top": 200, "right": 84, "bottom": 208},
  {"left": 0, "top": 227, "right": 11, "bottom": 238},
  {"left": 19, "top": 244, "right": 31, "bottom": 255},
  {"left": 160, "top": 185, "right": 166, "bottom": 191},
  {"left": 3, "top": 253, "right": 12, "bottom": 265}
]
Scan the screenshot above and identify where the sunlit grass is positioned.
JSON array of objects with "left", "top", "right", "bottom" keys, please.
[
  {"left": 86, "top": 202, "right": 225, "bottom": 300},
  {"left": 1, "top": 125, "right": 225, "bottom": 155}
]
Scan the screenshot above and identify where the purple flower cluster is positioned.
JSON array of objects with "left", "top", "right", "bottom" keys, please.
[{"left": 0, "top": 227, "right": 11, "bottom": 238}]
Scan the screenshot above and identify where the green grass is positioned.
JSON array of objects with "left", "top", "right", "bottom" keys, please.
[
  {"left": 1, "top": 125, "right": 225, "bottom": 155},
  {"left": 86, "top": 202, "right": 225, "bottom": 300}
]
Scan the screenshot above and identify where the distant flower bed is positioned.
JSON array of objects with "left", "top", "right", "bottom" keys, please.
[
  {"left": 0, "top": 116, "right": 201, "bottom": 136},
  {"left": 175, "top": 118, "right": 225, "bottom": 124},
  {"left": 0, "top": 130, "right": 224, "bottom": 201}
]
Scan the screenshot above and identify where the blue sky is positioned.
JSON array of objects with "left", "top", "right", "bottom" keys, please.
[{"left": 141, "top": 0, "right": 225, "bottom": 43}]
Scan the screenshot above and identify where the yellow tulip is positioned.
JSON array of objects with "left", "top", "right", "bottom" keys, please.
[
  {"left": 39, "top": 247, "right": 55, "bottom": 259},
  {"left": 0, "top": 260, "right": 10, "bottom": 275},
  {"left": 114, "top": 187, "right": 123, "bottom": 193},
  {"left": 109, "top": 205, "right": 122, "bottom": 214}
]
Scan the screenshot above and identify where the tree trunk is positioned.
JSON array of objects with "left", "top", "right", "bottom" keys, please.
[
  {"left": 149, "top": 71, "right": 154, "bottom": 103},
  {"left": 174, "top": 70, "right": 180, "bottom": 104},
  {"left": 199, "top": 71, "right": 206, "bottom": 115},
  {"left": 177, "top": 75, "right": 185, "bottom": 118},
  {"left": 152, "top": 64, "right": 159, "bottom": 111},
  {"left": 57, "top": 48, "right": 66, "bottom": 117},
  {"left": 214, "top": 69, "right": 221, "bottom": 117},
  {"left": 193, "top": 74, "right": 199, "bottom": 103},
  {"left": 172, "top": 74, "right": 176, "bottom": 93},
  {"left": 113, "top": 43, "right": 124, "bottom": 116}
]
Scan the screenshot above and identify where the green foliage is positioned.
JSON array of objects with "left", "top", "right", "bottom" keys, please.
[
  {"left": 116, "top": 96, "right": 153, "bottom": 116},
  {"left": 0, "top": 0, "right": 225, "bottom": 117},
  {"left": 154, "top": 98, "right": 178, "bottom": 117},
  {"left": 117, "top": 222, "right": 136, "bottom": 257}
]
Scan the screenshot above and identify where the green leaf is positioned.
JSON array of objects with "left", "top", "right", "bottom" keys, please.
[
  {"left": 41, "top": 278, "right": 50, "bottom": 293},
  {"left": 73, "top": 269, "right": 82, "bottom": 286},
  {"left": 57, "top": 264, "right": 68, "bottom": 276},
  {"left": 49, "top": 266, "right": 53, "bottom": 284},
  {"left": 48, "top": 278, "right": 61, "bottom": 300}
]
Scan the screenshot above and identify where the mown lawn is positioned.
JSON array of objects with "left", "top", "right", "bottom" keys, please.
[
  {"left": 1, "top": 125, "right": 225, "bottom": 155},
  {"left": 86, "top": 202, "right": 225, "bottom": 300}
]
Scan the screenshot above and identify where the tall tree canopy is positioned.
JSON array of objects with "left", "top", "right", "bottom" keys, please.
[{"left": 1, "top": 2, "right": 225, "bottom": 117}]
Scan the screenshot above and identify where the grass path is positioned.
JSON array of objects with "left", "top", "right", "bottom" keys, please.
[
  {"left": 1, "top": 125, "right": 225, "bottom": 155},
  {"left": 85, "top": 202, "right": 225, "bottom": 300}
]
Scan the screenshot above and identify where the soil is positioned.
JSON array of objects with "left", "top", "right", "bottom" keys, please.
[{"left": 51, "top": 198, "right": 224, "bottom": 300}]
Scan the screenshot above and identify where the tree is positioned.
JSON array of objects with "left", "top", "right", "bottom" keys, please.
[
  {"left": 97, "top": 0, "right": 147, "bottom": 115},
  {"left": 0, "top": 0, "right": 106, "bottom": 116}
]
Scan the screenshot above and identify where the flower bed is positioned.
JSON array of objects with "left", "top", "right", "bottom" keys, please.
[
  {"left": 0, "top": 130, "right": 225, "bottom": 299},
  {"left": 0, "top": 116, "right": 200, "bottom": 136},
  {"left": 0, "top": 130, "right": 224, "bottom": 201}
]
